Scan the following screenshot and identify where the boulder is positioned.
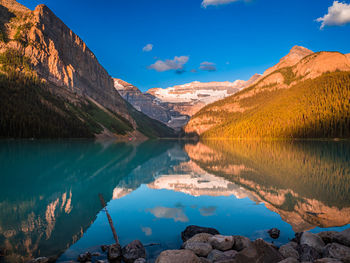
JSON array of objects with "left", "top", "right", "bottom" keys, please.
[
  {"left": 297, "top": 244, "right": 322, "bottom": 262},
  {"left": 101, "top": 245, "right": 109, "bottom": 252},
  {"left": 122, "top": 240, "right": 146, "bottom": 263},
  {"left": 314, "top": 258, "right": 343, "bottom": 263},
  {"left": 77, "top": 252, "right": 92, "bottom": 262},
  {"left": 181, "top": 225, "right": 220, "bottom": 242},
  {"left": 334, "top": 228, "right": 350, "bottom": 247},
  {"left": 207, "top": 249, "right": 233, "bottom": 261},
  {"left": 209, "top": 235, "right": 235, "bottom": 251},
  {"left": 300, "top": 232, "right": 325, "bottom": 253},
  {"left": 268, "top": 228, "right": 281, "bottom": 239},
  {"left": 317, "top": 231, "right": 338, "bottom": 244},
  {"left": 108, "top": 243, "right": 122, "bottom": 262},
  {"left": 183, "top": 241, "right": 213, "bottom": 257},
  {"left": 323, "top": 242, "right": 350, "bottom": 263},
  {"left": 185, "top": 233, "right": 213, "bottom": 244},
  {"left": 279, "top": 243, "right": 299, "bottom": 259},
  {"left": 235, "top": 239, "right": 284, "bottom": 263},
  {"left": 232, "top": 235, "right": 253, "bottom": 251},
  {"left": 199, "top": 257, "right": 211, "bottom": 263},
  {"left": 277, "top": 258, "right": 299, "bottom": 263},
  {"left": 155, "top": 249, "right": 200, "bottom": 263}
]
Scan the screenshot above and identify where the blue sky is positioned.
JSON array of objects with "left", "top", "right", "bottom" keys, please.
[{"left": 18, "top": 0, "right": 350, "bottom": 91}]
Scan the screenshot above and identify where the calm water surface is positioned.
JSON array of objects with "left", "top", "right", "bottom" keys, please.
[{"left": 0, "top": 139, "right": 349, "bottom": 262}]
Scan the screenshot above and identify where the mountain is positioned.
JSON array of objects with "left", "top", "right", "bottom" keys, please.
[
  {"left": 114, "top": 78, "right": 189, "bottom": 130},
  {"left": 0, "top": 0, "right": 175, "bottom": 139},
  {"left": 147, "top": 77, "right": 259, "bottom": 117},
  {"left": 114, "top": 77, "right": 259, "bottom": 130},
  {"left": 186, "top": 46, "right": 350, "bottom": 138}
]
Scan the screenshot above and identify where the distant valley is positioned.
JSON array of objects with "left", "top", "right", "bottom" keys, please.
[{"left": 114, "top": 75, "right": 260, "bottom": 130}]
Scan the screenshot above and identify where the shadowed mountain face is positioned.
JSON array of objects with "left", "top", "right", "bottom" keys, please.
[
  {"left": 185, "top": 140, "right": 350, "bottom": 232},
  {"left": 0, "top": 140, "right": 175, "bottom": 263}
]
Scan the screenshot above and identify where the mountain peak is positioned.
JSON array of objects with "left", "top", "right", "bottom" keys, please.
[
  {"left": 263, "top": 45, "right": 313, "bottom": 77},
  {"left": 0, "top": 0, "right": 29, "bottom": 13},
  {"left": 288, "top": 45, "right": 313, "bottom": 56}
]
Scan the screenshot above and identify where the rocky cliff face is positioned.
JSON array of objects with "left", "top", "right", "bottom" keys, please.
[
  {"left": 114, "top": 78, "right": 189, "bottom": 130},
  {"left": 0, "top": 0, "right": 175, "bottom": 138}
]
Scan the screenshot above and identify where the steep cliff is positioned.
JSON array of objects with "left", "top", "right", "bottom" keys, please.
[
  {"left": 186, "top": 46, "right": 350, "bottom": 138},
  {"left": 114, "top": 78, "right": 188, "bottom": 130},
  {"left": 0, "top": 0, "right": 175, "bottom": 138}
]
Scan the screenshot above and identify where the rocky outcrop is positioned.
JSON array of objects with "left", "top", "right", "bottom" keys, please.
[{"left": 114, "top": 78, "right": 189, "bottom": 130}]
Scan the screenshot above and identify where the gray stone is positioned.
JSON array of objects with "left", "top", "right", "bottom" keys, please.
[
  {"left": 279, "top": 243, "right": 299, "bottom": 259},
  {"left": 199, "top": 257, "right": 211, "bottom": 263},
  {"left": 300, "top": 232, "right": 325, "bottom": 253},
  {"left": 268, "top": 228, "right": 281, "bottom": 239},
  {"left": 181, "top": 225, "right": 220, "bottom": 242},
  {"left": 184, "top": 241, "right": 213, "bottom": 257},
  {"left": 209, "top": 235, "right": 235, "bottom": 251},
  {"left": 122, "top": 240, "right": 146, "bottom": 263},
  {"left": 134, "top": 258, "right": 147, "bottom": 263},
  {"left": 278, "top": 258, "right": 299, "bottom": 263},
  {"left": 314, "top": 258, "right": 343, "bottom": 263},
  {"left": 155, "top": 249, "right": 200, "bottom": 263},
  {"left": 207, "top": 249, "right": 230, "bottom": 261},
  {"left": 317, "top": 231, "right": 338, "bottom": 244},
  {"left": 234, "top": 239, "right": 284, "bottom": 263},
  {"left": 298, "top": 244, "right": 322, "bottom": 262},
  {"left": 334, "top": 228, "right": 350, "bottom": 247},
  {"left": 108, "top": 243, "right": 122, "bottom": 261},
  {"left": 232, "top": 236, "right": 253, "bottom": 251},
  {"left": 223, "top": 250, "right": 238, "bottom": 258},
  {"left": 323, "top": 242, "right": 350, "bottom": 263},
  {"left": 185, "top": 233, "right": 213, "bottom": 244},
  {"left": 77, "top": 252, "right": 91, "bottom": 262}
]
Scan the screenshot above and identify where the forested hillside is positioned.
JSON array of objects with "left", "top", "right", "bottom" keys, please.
[{"left": 186, "top": 49, "right": 350, "bottom": 139}]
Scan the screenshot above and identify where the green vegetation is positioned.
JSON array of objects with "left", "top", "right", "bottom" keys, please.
[
  {"left": 0, "top": 28, "right": 7, "bottom": 43},
  {"left": 81, "top": 101, "right": 133, "bottom": 135},
  {"left": 13, "top": 23, "right": 32, "bottom": 46},
  {"left": 198, "top": 71, "right": 350, "bottom": 139},
  {"left": 192, "top": 139, "right": 350, "bottom": 209},
  {"left": 0, "top": 49, "right": 136, "bottom": 138},
  {"left": 126, "top": 102, "right": 176, "bottom": 138}
]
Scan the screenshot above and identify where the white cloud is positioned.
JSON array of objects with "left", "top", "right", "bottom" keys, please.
[
  {"left": 316, "top": 1, "right": 350, "bottom": 29},
  {"left": 202, "top": 0, "right": 240, "bottom": 8},
  {"left": 200, "top": 61, "right": 217, "bottom": 71},
  {"left": 141, "top": 227, "right": 152, "bottom": 236},
  {"left": 147, "top": 207, "right": 189, "bottom": 222},
  {"left": 143, "top": 44, "right": 153, "bottom": 52},
  {"left": 148, "top": 56, "right": 189, "bottom": 72}
]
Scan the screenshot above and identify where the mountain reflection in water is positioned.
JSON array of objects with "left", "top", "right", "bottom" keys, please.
[{"left": 0, "top": 139, "right": 349, "bottom": 262}]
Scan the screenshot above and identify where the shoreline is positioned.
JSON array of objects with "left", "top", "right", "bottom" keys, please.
[{"left": 27, "top": 225, "right": 350, "bottom": 263}]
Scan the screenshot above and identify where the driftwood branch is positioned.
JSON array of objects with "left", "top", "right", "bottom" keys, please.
[{"left": 99, "top": 193, "right": 119, "bottom": 245}]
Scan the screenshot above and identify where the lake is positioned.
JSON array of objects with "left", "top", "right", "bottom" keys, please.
[{"left": 0, "top": 139, "right": 349, "bottom": 262}]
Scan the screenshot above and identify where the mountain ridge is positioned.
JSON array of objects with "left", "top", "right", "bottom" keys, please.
[
  {"left": 185, "top": 46, "right": 350, "bottom": 138},
  {"left": 0, "top": 0, "right": 175, "bottom": 139}
]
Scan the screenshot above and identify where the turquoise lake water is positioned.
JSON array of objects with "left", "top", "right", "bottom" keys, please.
[{"left": 0, "top": 139, "right": 349, "bottom": 262}]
